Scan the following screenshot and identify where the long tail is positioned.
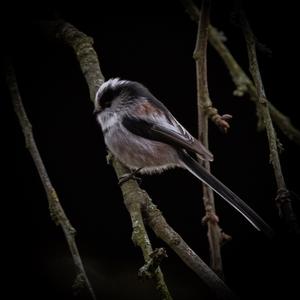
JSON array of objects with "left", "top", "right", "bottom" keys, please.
[{"left": 178, "top": 151, "right": 274, "bottom": 238}]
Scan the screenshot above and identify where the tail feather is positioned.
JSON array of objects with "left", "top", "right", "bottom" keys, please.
[{"left": 179, "top": 151, "right": 274, "bottom": 238}]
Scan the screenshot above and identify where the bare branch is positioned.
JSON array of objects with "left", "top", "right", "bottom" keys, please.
[
  {"left": 113, "top": 157, "right": 237, "bottom": 299},
  {"left": 181, "top": 0, "right": 300, "bottom": 145},
  {"left": 144, "top": 196, "right": 237, "bottom": 300},
  {"left": 48, "top": 20, "right": 173, "bottom": 299},
  {"left": 194, "top": 0, "right": 225, "bottom": 278},
  {"left": 55, "top": 21, "right": 105, "bottom": 101},
  {"left": 239, "top": 9, "right": 300, "bottom": 235},
  {"left": 193, "top": 0, "right": 231, "bottom": 133},
  {"left": 6, "top": 62, "right": 97, "bottom": 300},
  {"left": 110, "top": 157, "right": 172, "bottom": 300}
]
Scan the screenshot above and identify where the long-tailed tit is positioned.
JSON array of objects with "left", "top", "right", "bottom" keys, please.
[{"left": 94, "top": 78, "right": 273, "bottom": 238}]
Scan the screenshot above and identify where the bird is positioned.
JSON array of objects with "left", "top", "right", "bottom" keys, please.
[{"left": 94, "top": 78, "right": 274, "bottom": 238}]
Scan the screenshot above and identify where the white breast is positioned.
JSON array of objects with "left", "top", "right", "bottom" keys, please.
[{"left": 97, "top": 112, "right": 118, "bottom": 132}]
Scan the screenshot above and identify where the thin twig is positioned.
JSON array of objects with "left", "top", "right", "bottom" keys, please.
[
  {"left": 6, "top": 62, "right": 97, "bottom": 300},
  {"left": 193, "top": 0, "right": 225, "bottom": 278},
  {"left": 51, "top": 20, "right": 173, "bottom": 299},
  {"left": 193, "top": 0, "right": 231, "bottom": 133},
  {"left": 181, "top": 0, "right": 300, "bottom": 145},
  {"left": 239, "top": 9, "right": 300, "bottom": 235}
]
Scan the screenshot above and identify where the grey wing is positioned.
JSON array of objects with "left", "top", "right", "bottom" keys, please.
[
  {"left": 167, "top": 113, "right": 213, "bottom": 161},
  {"left": 122, "top": 101, "right": 213, "bottom": 160}
]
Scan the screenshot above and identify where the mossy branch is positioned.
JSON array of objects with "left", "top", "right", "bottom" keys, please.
[
  {"left": 51, "top": 20, "right": 172, "bottom": 300},
  {"left": 239, "top": 10, "right": 300, "bottom": 235},
  {"left": 111, "top": 157, "right": 172, "bottom": 300},
  {"left": 181, "top": 0, "right": 300, "bottom": 145},
  {"left": 143, "top": 195, "right": 237, "bottom": 300},
  {"left": 194, "top": 0, "right": 225, "bottom": 278},
  {"left": 6, "top": 63, "right": 97, "bottom": 300},
  {"left": 112, "top": 158, "right": 237, "bottom": 299},
  {"left": 110, "top": 159, "right": 237, "bottom": 299},
  {"left": 46, "top": 18, "right": 237, "bottom": 299}
]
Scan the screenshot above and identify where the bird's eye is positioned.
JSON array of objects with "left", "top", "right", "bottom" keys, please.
[{"left": 99, "top": 90, "right": 114, "bottom": 109}]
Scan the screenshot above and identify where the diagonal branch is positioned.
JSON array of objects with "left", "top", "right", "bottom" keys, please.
[
  {"left": 113, "top": 156, "right": 237, "bottom": 299},
  {"left": 44, "top": 18, "right": 237, "bottom": 299},
  {"left": 181, "top": 0, "right": 300, "bottom": 145},
  {"left": 193, "top": 0, "right": 225, "bottom": 278},
  {"left": 51, "top": 20, "right": 172, "bottom": 299},
  {"left": 6, "top": 62, "right": 97, "bottom": 300},
  {"left": 143, "top": 193, "right": 237, "bottom": 300},
  {"left": 111, "top": 157, "right": 172, "bottom": 300},
  {"left": 238, "top": 9, "right": 299, "bottom": 235}
]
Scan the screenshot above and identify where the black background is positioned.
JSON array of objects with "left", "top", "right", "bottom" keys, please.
[{"left": 2, "top": 1, "right": 299, "bottom": 300}]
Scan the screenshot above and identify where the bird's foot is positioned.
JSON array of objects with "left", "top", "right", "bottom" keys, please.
[{"left": 118, "top": 168, "right": 143, "bottom": 186}]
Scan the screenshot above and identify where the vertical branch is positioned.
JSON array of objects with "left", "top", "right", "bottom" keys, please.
[
  {"left": 193, "top": 0, "right": 224, "bottom": 277},
  {"left": 6, "top": 62, "right": 97, "bottom": 300},
  {"left": 239, "top": 9, "right": 299, "bottom": 235}
]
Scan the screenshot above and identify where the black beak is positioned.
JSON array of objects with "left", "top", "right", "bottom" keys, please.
[{"left": 93, "top": 107, "right": 102, "bottom": 115}]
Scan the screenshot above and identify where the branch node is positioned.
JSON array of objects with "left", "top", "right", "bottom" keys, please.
[
  {"left": 216, "top": 30, "right": 227, "bottom": 42},
  {"left": 204, "top": 105, "right": 232, "bottom": 132},
  {"left": 276, "top": 138, "right": 285, "bottom": 154},
  {"left": 138, "top": 248, "right": 168, "bottom": 279},
  {"left": 220, "top": 231, "right": 232, "bottom": 246},
  {"left": 202, "top": 211, "right": 220, "bottom": 225},
  {"left": 232, "top": 75, "right": 250, "bottom": 97},
  {"left": 193, "top": 51, "right": 201, "bottom": 61},
  {"left": 275, "top": 189, "right": 291, "bottom": 205}
]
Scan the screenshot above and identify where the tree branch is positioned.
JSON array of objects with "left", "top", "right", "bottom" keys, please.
[
  {"left": 181, "top": 0, "right": 300, "bottom": 145},
  {"left": 6, "top": 62, "right": 97, "bottom": 300},
  {"left": 193, "top": 0, "right": 225, "bottom": 278},
  {"left": 143, "top": 195, "right": 237, "bottom": 300},
  {"left": 51, "top": 20, "right": 172, "bottom": 299},
  {"left": 47, "top": 18, "right": 237, "bottom": 299},
  {"left": 193, "top": 0, "right": 231, "bottom": 133},
  {"left": 112, "top": 157, "right": 237, "bottom": 299},
  {"left": 239, "top": 9, "right": 300, "bottom": 235},
  {"left": 111, "top": 157, "right": 172, "bottom": 300}
]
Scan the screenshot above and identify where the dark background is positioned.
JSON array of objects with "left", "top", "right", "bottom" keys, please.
[{"left": 2, "top": 1, "right": 299, "bottom": 300}]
